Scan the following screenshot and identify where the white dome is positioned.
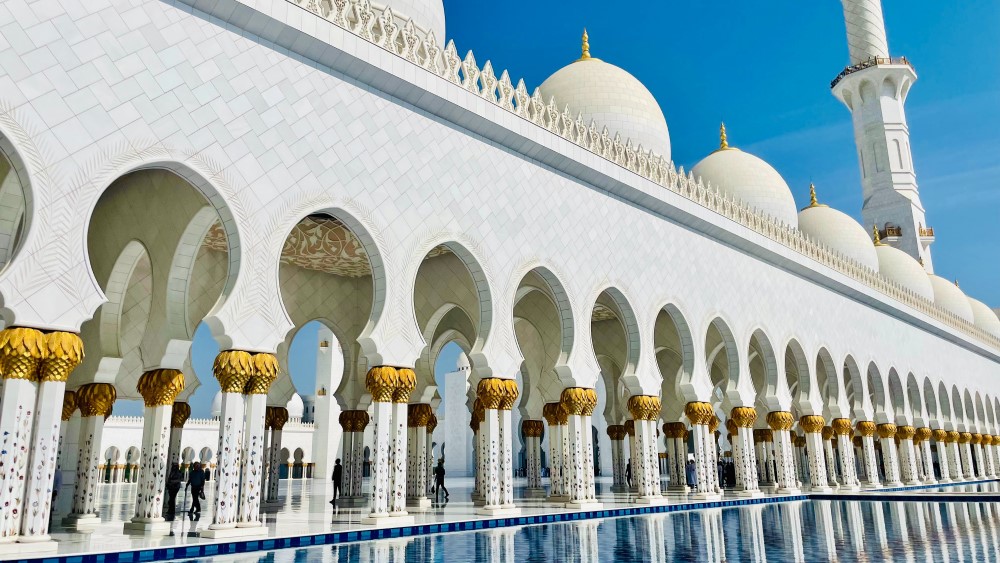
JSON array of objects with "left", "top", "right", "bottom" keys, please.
[
  {"left": 286, "top": 394, "right": 305, "bottom": 419},
  {"left": 967, "top": 297, "right": 1000, "bottom": 338},
  {"left": 211, "top": 391, "right": 222, "bottom": 418},
  {"left": 927, "top": 275, "right": 974, "bottom": 323},
  {"left": 374, "top": 0, "right": 445, "bottom": 43},
  {"left": 875, "top": 245, "right": 934, "bottom": 301},
  {"left": 539, "top": 34, "right": 670, "bottom": 161},
  {"left": 797, "top": 196, "right": 878, "bottom": 271},
  {"left": 456, "top": 352, "right": 470, "bottom": 371},
  {"left": 691, "top": 138, "right": 798, "bottom": 227}
]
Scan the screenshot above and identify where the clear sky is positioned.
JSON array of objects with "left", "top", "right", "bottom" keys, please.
[{"left": 129, "top": 1, "right": 1000, "bottom": 419}]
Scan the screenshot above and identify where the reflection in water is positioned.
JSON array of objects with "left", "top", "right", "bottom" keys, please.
[{"left": 187, "top": 500, "right": 1000, "bottom": 562}]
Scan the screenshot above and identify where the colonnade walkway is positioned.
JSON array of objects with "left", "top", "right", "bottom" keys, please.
[{"left": 26, "top": 476, "right": 1000, "bottom": 561}]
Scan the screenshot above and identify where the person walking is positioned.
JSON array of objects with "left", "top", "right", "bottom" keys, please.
[
  {"left": 685, "top": 458, "right": 697, "bottom": 487},
  {"left": 625, "top": 460, "right": 633, "bottom": 488},
  {"left": 433, "top": 459, "right": 449, "bottom": 500},
  {"left": 165, "top": 464, "right": 183, "bottom": 520},
  {"left": 186, "top": 461, "right": 206, "bottom": 518},
  {"left": 330, "top": 459, "right": 343, "bottom": 504}
]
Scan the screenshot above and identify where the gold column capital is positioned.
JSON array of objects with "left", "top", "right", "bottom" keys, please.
[
  {"left": 0, "top": 326, "right": 46, "bottom": 381},
  {"left": 897, "top": 425, "right": 916, "bottom": 440},
  {"left": 799, "top": 415, "right": 825, "bottom": 434},
  {"left": 832, "top": 418, "right": 853, "bottom": 435},
  {"left": 62, "top": 390, "right": 78, "bottom": 421},
  {"left": 542, "top": 402, "right": 566, "bottom": 425},
  {"left": 136, "top": 369, "right": 186, "bottom": 407},
  {"left": 499, "top": 379, "right": 520, "bottom": 410},
  {"left": 853, "top": 436, "right": 863, "bottom": 447},
  {"left": 932, "top": 428, "right": 948, "bottom": 442},
  {"left": 708, "top": 415, "right": 721, "bottom": 433},
  {"left": 171, "top": 401, "right": 191, "bottom": 428},
  {"left": 947, "top": 430, "right": 960, "bottom": 443},
  {"left": 214, "top": 350, "right": 255, "bottom": 393},
  {"left": 856, "top": 421, "right": 877, "bottom": 436},
  {"left": 766, "top": 411, "right": 794, "bottom": 431},
  {"left": 40, "top": 331, "right": 84, "bottom": 382},
  {"left": 393, "top": 368, "right": 416, "bottom": 403},
  {"left": 560, "top": 387, "right": 597, "bottom": 416},
  {"left": 822, "top": 426, "right": 835, "bottom": 440},
  {"left": 959, "top": 432, "right": 972, "bottom": 444},
  {"left": 684, "top": 401, "right": 714, "bottom": 426},
  {"left": 76, "top": 383, "right": 117, "bottom": 417},
  {"left": 245, "top": 353, "right": 279, "bottom": 395},
  {"left": 366, "top": 366, "right": 398, "bottom": 402},
  {"left": 877, "top": 423, "right": 897, "bottom": 439},
  {"left": 477, "top": 378, "right": 507, "bottom": 410},
  {"left": 270, "top": 406, "right": 289, "bottom": 431},
  {"left": 523, "top": 420, "right": 545, "bottom": 438},
  {"left": 971, "top": 433, "right": 983, "bottom": 445},
  {"left": 730, "top": 406, "right": 757, "bottom": 428},
  {"left": 663, "top": 422, "right": 687, "bottom": 438},
  {"left": 407, "top": 403, "right": 433, "bottom": 427},
  {"left": 624, "top": 419, "right": 635, "bottom": 436},
  {"left": 427, "top": 414, "right": 438, "bottom": 435},
  {"left": 627, "top": 395, "right": 661, "bottom": 421},
  {"left": 725, "top": 418, "right": 737, "bottom": 436}
]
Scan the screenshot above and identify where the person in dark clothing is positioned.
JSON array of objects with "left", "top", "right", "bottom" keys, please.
[
  {"left": 625, "top": 460, "right": 632, "bottom": 488},
  {"left": 433, "top": 459, "right": 449, "bottom": 500},
  {"left": 165, "top": 464, "right": 183, "bottom": 520},
  {"left": 186, "top": 462, "right": 206, "bottom": 517},
  {"left": 330, "top": 459, "right": 343, "bottom": 504},
  {"left": 725, "top": 461, "right": 736, "bottom": 489}
]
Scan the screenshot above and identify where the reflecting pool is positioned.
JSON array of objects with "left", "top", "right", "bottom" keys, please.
[{"left": 185, "top": 500, "right": 1000, "bottom": 562}]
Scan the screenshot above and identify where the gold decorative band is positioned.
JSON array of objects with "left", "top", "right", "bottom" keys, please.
[
  {"left": 856, "top": 421, "right": 877, "bottom": 437},
  {"left": 393, "top": 368, "right": 416, "bottom": 403},
  {"left": 76, "top": 383, "right": 117, "bottom": 417},
  {"left": 0, "top": 327, "right": 45, "bottom": 381},
  {"left": 932, "top": 428, "right": 948, "bottom": 442},
  {"left": 832, "top": 418, "right": 853, "bottom": 436},
  {"left": 624, "top": 419, "right": 635, "bottom": 436},
  {"left": 269, "top": 406, "right": 289, "bottom": 431},
  {"left": 606, "top": 424, "right": 626, "bottom": 440},
  {"left": 40, "top": 332, "right": 84, "bottom": 382},
  {"left": 730, "top": 406, "right": 757, "bottom": 429},
  {"left": 214, "top": 350, "right": 255, "bottom": 393},
  {"left": 708, "top": 415, "right": 721, "bottom": 433},
  {"left": 137, "top": 369, "right": 186, "bottom": 407},
  {"left": 427, "top": 414, "right": 438, "bottom": 434},
  {"left": 245, "top": 353, "right": 279, "bottom": 395},
  {"left": 171, "top": 401, "right": 191, "bottom": 428},
  {"left": 407, "top": 403, "right": 433, "bottom": 427},
  {"left": 971, "top": 433, "right": 982, "bottom": 445},
  {"left": 477, "top": 378, "right": 506, "bottom": 410},
  {"left": 897, "top": 426, "right": 916, "bottom": 440},
  {"left": 366, "top": 366, "right": 398, "bottom": 402},
  {"left": 766, "top": 411, "right": 794, "bottom": 431},
  {"left": 725, "top": 418, "right": 737, "bottom": 436},
  {"left": 542, "top": 402, "right": 567, "bottom": 425},
  {"left": 663, "top": 422, "right": 688, "bottom": 439},
  {"left": 959, "top": 432, "right": 972, "bottom": 444},
  {"left": 947, "top": 430, "right": 960, "bottom": 443},
  {"left": 822, "top": 426, "right": 835, "bottom": 440},
  {"left": 877, "top": 423, "right": 897, "bottom": 439}
]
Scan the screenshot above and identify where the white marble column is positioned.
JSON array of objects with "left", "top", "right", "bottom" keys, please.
[
  {"left": 973, "top": 434, "right": 987, "bottom": 479},
  {"left": 626, "top": 420, "right": 639, "bottom": 492},
  {"left": 543, "top": 403, "right": 568, "bottom": 501},
  {"left": 0, "top": 345, "right": 42, "bottom": 543},
  {"left": 628, "top": 396, "right": 663, "bottom": 503},
  {"left": 857, "top": 422, "right": 882, "bottom": 489},
  {"left": 686, "top": 402, "right": 720, "bottom": 500},
  {"left": 405, "top": 404, "right": 431, "bottom": 509},
  {"left": 166, "top": 402, "right": 190, "bottom": 468},
  {"left": 499, "top": 406, "right": 516, "bottom": 509},
  {"left": 480, "top": 408, "right": 502, "bottom": 510},
  {"left": 800, "top": 416, "right": 832, "bottom": 493},
  {"left": 916, "top": 428, "right": 936, "bottom": 484},
  {"left": 606, "top": 425, "right": 626, "bottom": 493},
  {"left": 426, "top": 416, "right": 437, "bottom": 498},
  {"left": 238, "top": 358, "right": 276, "bottom": 531},
  {"left": 664, "top": 423, "right": 688, "bottom": 492},
  {"left": 832, "top": 419, "right": 859, "bottom": 491},
  {"left": 476, "top": 378, "right": 518, "bottom": 515},
  {"left": 470, "top": 416, "right": 483, "bottom": 502},
  {"left": 983, "top": 435, "right": 996, "bottom": 478},
  {"left": 877, "top": 424, "right": 902, "bottom": 487},
  {"left": 766, "top": 412, "right": 799, "bottom": 494},
  {"left": 947, "top": 431, "right": 965, "bottom": 481},
  {"left": 388, "top": 394, "right": 411, "bottom": 517},
  {"left": 65, "top": 383, "right": 116, "bottom": 529},
  {"left": 125, "top": 370, "right": 185, "bottom": 535},
  {"left": 562, "top": 388, "right": 601, "bottom": 509},
  {"left": 363, "top": 368, "right": 398, "bottom": 524},
  {"left": 731, "top": 407, "right": 761, "bottom": 497},
  {"left": 265, "top": 409, "right": 288, "bottom": 505},
  {"left": 822, "top": 427, "right": 839, "bottom": 488},
  {"left": 525, "top": 421, "right": 545, "bottom": 495},
  {"left": 896, "top": 426, "right": 920, "bottom": 485},
  {"left": 204, "top": 351, "right": 251, "bottom": 535},
  {"left": 959, "top": 433, "right": 975, "bottom": 480}
]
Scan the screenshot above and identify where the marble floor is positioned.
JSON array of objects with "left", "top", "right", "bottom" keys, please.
[{"left": 15, "top": 476, "right": 1000, "bottom": 560}]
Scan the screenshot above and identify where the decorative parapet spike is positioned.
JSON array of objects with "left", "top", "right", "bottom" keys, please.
[{"left": 280, "top": 0, "right": 999, "bottom": 352}]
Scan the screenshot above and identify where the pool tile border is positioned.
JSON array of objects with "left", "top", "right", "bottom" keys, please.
[{"left": 10, "top": 479, "right": 997, "bottom": 563}]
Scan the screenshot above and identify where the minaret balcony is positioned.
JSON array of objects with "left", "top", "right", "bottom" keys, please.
[
  {"left": 919, "top": 226, "right": 935, "bottom": 246},
  {"left": 831, "top": 56, "right": 914, "bottom": 89}
]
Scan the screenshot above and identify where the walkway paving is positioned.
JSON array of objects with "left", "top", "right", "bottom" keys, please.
[{"left": 16, "top": 477, "right": 1000, "bottom": 561}]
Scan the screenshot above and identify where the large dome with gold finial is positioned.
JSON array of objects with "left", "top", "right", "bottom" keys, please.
[
  {"left": 539, "top": 30, "right": 671, "bottom": 161},
  {"left": 691, "top": 125, "right": 799, "bottom": 227},
  {"left": 873, "top": 228, "right": 934, "bottom": 301},
  {"left": 797, "top": 183, "right": 879, "bottom": 271}
]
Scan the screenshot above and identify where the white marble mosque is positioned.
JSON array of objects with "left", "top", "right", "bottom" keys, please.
[{"left": 1, "top": 0, "right": 1000, "bottom": 556}]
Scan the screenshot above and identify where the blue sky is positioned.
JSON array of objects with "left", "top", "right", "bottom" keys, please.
[{"left": 123, "top": 2, "right": 1000, "bottom": 418}]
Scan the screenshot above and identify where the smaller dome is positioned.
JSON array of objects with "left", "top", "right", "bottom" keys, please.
[
  {"left": 456, "top": 352, "right": 470, "bottom": 371},
  {"left": 797, "top": 184, "right": 879, "bottom": 271},
  {"left": 286, "top": 394, "right": 305, "bottom": 419},
  {"left": 927, "top": 275, "right": 974, "bottom": 323},
  {"left": 691, "top": 125, "right": 798, "bottom": 227},
  {"left": 875, "top": 244, "right": 934, "bottom": 301},
  {"left": 967, "top": 297, "right": 1000, "bottom": 338},
  {"left": 211, "top": 391, "right": 222, "bottom": 418}
]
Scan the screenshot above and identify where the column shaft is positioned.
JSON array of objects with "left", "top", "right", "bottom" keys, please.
[
  {"left": 21, "top": 380, "right": 68, "bottom": 540},
  {"left": 389, "top": 400, "right": 409, "bottom": 514},
  {"left": 128, "top": 403, "right": 172, "bottom": 526},
  {"left": 210, "top": 392, "right": 245, "bottom": 529},
  {"left": 237, "top": 393, "right": 268, "bottom": 526},
  {"left": 266, "top": 428, "right": 284, "bottom": 503},
  {"left": 368, "top": 401, "right": 393, "bottom": 517},
  {"left": 0, "top": 379, "right": 37, "bottom": 541},
  {"left": 499, "top": 409, "right": 515, "bottom": 507}
]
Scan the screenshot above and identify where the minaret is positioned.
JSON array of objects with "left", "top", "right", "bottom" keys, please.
[{"left": 832, "top": 0, "right": 934, "bottom": 272}]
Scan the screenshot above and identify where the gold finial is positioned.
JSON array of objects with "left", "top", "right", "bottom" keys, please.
[
  {"left": 579, "top": 29, "right": 592, "bottom": 61},
  {"left": 719, "top": 122, "right": 729, "bottom": 150},
  {"left": 955, "top": 279, "right": 960, "bottom": 288},
  {"left": 872, "top": 225, "right": 883, "bottom": 246},
  {"left": 809, "top": 183, "right": 818, "bottom": 207}
]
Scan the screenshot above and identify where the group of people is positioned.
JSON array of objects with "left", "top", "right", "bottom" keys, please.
[
  {"left": 328, "top": 458, "right": 450, "bottom": 505},
  {"left": 163, "top": 461, "right": 209, "bottom": 520}
]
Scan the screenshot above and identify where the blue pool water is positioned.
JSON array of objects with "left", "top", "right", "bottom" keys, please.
[{"left": 184, "top": 500, "right": 1000, "bottom": 562}]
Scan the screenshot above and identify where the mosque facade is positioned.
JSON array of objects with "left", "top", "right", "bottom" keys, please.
[{"left": 0, "top": 0, "right": 999, "bottom": 552}]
